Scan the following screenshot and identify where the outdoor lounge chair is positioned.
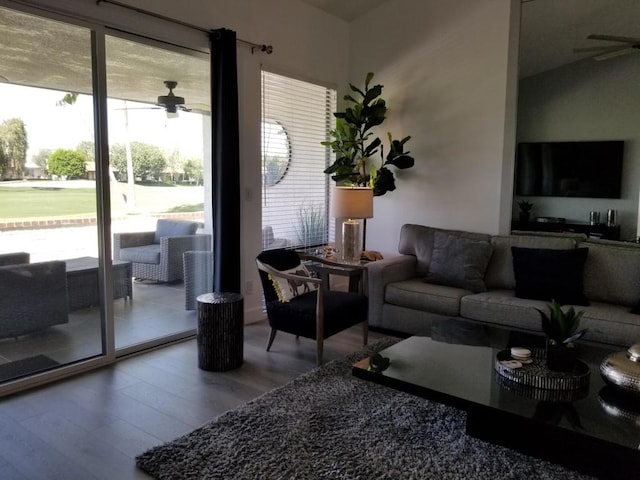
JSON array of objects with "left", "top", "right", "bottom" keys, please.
[{"left": 114, "top": 218, "right": 212, "bottom": 283}]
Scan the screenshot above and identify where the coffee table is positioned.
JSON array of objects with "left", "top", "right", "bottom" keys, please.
[
  {"left": 65, "top": 256, "right": 132, "bottom": 310},
  {"left": 353, "top": 318, "right": 640, "bottom": 479}
]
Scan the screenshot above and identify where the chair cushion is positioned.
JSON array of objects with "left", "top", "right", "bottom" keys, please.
[
  {"left": 511, "top": 246, "right": 589, "bottom": 305},
  {"left": 119, "top": 245, "right": 161, "bottom": 264},
  {"left": 266, "top": 290, "right": 367, "bottom": 339},
  {"left": 153, "top": 219, "right": 198, "bottom": 244},
  {"left": 425, "top": 231, "right": 493, "bottom": 293}
]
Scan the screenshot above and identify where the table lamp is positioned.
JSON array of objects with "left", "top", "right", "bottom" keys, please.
[{"left": 331, "top": 186, "right": 373, "bottom": 264}]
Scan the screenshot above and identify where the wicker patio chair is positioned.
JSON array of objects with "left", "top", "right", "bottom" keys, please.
[
  {"left": 0, "top": 260, "right": 69, "bottom": 338},
  {"left": 183, "top": 250, "right": 214, "bottom": 310},
  {"left": 114, "top": 219, "right": 212, "bottom": 283}
]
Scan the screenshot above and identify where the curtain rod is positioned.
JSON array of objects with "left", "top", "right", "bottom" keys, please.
[{"left": 95, "top": 0, "right": 273, "bottom": 54}]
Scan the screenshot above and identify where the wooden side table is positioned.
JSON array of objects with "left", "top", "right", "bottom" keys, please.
[{"left": 196, "top": 292, "right": 243, "bottom": 371}]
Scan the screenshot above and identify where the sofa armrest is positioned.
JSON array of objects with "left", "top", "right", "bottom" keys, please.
[{"left": 366, "top": 255, "right": 417, "bottom": 327}]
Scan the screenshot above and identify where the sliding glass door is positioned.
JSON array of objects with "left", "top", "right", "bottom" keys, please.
[
  {"left": 0, "top": 3, "right": 211, "bottom": 390},
  {"left": 105, "top": 33, "right": 211, "bottom": 351},
  {"left": 0, "top": 6, "right": 104, "bottom": 382}
]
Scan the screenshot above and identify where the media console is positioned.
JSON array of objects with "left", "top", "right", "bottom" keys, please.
[{"left": 511, "top": 220, "right": 620, "bottom": 240}]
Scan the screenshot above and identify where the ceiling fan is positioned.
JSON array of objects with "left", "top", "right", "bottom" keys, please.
[
  {"left": 156, "top": 80, "right": 191, "bottom": 118},
  {"left": 116, "top": 80, "right": 191, "bottom": 118},
  {"left": 574, "top": 34, "right": 640, "bottom": 61}
]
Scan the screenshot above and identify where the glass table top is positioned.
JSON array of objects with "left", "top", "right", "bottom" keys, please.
[{"left": 353, "top": 318, "right": 640, "bottom": 453}]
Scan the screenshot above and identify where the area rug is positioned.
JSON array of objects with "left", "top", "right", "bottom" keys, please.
[
  {"left": 136, "top": 338, "right": 594, "bottom": 480},
  {"left": 0, "top": 354, "right": 59, "bottom": 383}
]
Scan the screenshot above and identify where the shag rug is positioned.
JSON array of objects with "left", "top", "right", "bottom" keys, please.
[{"left": 136, "top": 338, "right": 594, "bottom": 480}]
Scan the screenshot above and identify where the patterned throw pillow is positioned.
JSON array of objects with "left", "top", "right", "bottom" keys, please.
[{"left": 269, "top": 263, "right": 316, "bottom": 302}]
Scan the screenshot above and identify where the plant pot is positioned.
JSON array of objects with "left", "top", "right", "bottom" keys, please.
[
  {"left": 546, "top": 343, "right": 577, "bottom": 372},
  {"left": 519, "top": 211, "right": 530, "bottom": 222}
]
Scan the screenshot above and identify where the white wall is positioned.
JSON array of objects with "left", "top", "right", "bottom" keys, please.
[
  {"left": 516, "top": 55, "right": 640, "bottom": 241},
  {"left": 347, "top": 0, "right": 519, "bottom": 256},
  {"left": 20, "top": 0, "right": 351, "bottom": 323}
]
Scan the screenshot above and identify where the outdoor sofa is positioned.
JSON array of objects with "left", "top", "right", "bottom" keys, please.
[{"left": 367, "top": 224, "right": 640, "bottom": 347}]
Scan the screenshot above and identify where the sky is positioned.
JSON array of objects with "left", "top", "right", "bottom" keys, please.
[{"left": 0, "top": 83, "right": 206, "bottom": 162}]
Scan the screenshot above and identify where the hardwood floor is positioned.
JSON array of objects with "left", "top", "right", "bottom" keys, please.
[{"left": 0, "top": 321, "right": 383, "bottom": 480}]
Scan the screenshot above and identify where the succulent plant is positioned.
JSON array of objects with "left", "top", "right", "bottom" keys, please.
[{"left": 537, "top": 299, "right": 587, "bottom": 345}]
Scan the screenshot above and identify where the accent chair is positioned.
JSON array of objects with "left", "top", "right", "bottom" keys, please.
[{"left": 256, "top": 248, "right": 368, "bottom": 365}]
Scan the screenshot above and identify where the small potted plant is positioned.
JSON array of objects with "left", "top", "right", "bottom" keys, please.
[
  {"left": 518, "top": 200, "right": 534, "bottom": 222},
  {"left": 537, "top": 300, "right": 587, "bottom": 372}
]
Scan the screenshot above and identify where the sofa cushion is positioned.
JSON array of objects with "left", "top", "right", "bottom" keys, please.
[
  {"left": 461, "top": 290, "right": 547, "bottom": 332},
  {"left": 511, "top": 247, "right": 589, "bottom": 305},
  {"left": 119, "top": 245, "right": 161, "bottom": 264},
  {"left": 385, "top": 279, "right": 467, "bottom": 317},
  {"left": 582, "top": 242, "right": 640, "bottom": 307},
  {"left": 484, "top": 235, "right": 577, "bottom": 290},
  {"left": 153, "top": 219, "right": 198, "bottom": 244},
  {"left": 425, "top": 231, "right": 493, "bottom": 293},
  {"left": 580, "top": 301, "right": 640, "bottom": 346},
  {"left": 398, "top": 224, "right": 491, "bottom": 277}
]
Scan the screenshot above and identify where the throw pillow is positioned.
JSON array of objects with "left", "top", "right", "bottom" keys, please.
[
  {"left": 511, "top": 246, "right": 589, "bottom": 305},
  {"left": 269, "top": 263, "right": 316, "bottom": 302},
  {"left": 425, "top": 232, "right": 493, "bottom": 293}
]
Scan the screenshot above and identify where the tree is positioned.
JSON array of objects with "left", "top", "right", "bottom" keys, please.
[
  {"left": 110, "top": 142, "right": 166, "bottom": 181},
  {"left": 76, "top": 141, "right": 95, "bottom": 162},
  {"left": 0, "top": 118, "right": 28, "bottom": 178},
  {"left": 32, "top": 149, "right": 53, "bottom": 171},
  {"left": 183, "top": 158, "right": 204, "bottom": 185},
  {"left": 48, "top": 149, "right": 87, "bottom": 178}
]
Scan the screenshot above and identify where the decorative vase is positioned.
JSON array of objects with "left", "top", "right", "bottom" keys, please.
[
  {"left": 546, "top": 342, "right": 577, "bottom": 372},
  {"left": 519, "top": 211, "right": 530, "bottom": 222}
]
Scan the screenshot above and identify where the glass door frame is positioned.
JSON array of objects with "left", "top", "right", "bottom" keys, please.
[{"left": 0, "top": 0, "right": 207, "bottom": 395}]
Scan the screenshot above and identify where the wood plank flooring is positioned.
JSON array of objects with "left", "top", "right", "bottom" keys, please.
[{"left": 0, "top": 321, "right": 384, "bottom": 480}]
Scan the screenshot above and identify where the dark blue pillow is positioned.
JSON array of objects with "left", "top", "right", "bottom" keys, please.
[{"left": 511, "top": 247, "right": 589, "bottom": 306}]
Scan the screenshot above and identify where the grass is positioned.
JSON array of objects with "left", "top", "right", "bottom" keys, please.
[{"left": 0, "top": 180, "right": 204, "bottom": 219}]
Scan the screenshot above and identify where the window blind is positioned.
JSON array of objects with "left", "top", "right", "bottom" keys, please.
[{"left": 261, "top": 71, "right": 337, "bottom": 250}]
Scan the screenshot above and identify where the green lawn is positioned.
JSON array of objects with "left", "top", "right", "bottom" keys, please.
[{"left": 0, "top": 181, "right": 204, "bottom": 219}]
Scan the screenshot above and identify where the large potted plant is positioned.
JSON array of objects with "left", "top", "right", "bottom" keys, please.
[
  {"left": 537, "top": 300, "right": 587, "bottom": 372},
  {"left": 322, "top": 72, "right": 414, "bottom": 196}
]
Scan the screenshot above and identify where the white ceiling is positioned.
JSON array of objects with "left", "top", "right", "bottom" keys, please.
[
  {"left": 297, "top": 0, "right": 640, "bottom": 78},
  {"left": 297, "top": 0, "right": 389, "bottom": 22}
]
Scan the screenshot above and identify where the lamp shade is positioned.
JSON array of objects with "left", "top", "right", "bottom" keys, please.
[{"left": 331, "top": 187, "right": 373, "bottom": 219}]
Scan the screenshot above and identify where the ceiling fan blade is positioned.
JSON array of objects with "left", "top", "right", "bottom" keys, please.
[
  {"left": 594, "top": 47, "right": 638, "bottom": 61},
  {"left": 587, "top": 34, "right": 640, "bottom": 44}
]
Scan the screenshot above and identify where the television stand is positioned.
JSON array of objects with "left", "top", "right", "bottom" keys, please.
[{"left": 511, "top": 220, "right": 620, "bottom": 240}]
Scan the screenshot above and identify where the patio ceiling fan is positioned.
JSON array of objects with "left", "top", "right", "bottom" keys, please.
[
  {"left": 116, "top": 80, "right": 191, "bottom": 118},
  {"left": 156, "top": 80, "right": 191, "bottom": 118},
  {"left": 573, "top": 34, "right": 640, "bottom": 61}
]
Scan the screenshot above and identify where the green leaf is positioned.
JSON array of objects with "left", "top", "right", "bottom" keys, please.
[
  {"left": 364, "top": 72, "right": 374, "bottom": 89},
  {"left": 385, "top": 154, "right": 414, "bottom": 169}
]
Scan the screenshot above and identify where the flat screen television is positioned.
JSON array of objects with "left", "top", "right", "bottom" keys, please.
[{"left": 515, "top": 140, "right": 624, "bottom": 198}]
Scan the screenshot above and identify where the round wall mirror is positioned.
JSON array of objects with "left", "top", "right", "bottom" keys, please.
[{"left": 262, "top": 120, "right": 291, "bottom": 187}]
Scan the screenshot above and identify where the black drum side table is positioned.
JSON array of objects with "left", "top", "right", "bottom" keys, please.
[{"left": 196, "top": 292, "right": 244, "bottom": 371}]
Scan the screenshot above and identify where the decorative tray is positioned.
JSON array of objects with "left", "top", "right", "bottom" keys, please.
[{"left": 495, "top": 348, "right": 590, "bottom": 393}]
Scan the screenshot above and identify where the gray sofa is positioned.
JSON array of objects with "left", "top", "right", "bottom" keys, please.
[{"left": 367, "top": 224, "right": 640, "bottom": 347}]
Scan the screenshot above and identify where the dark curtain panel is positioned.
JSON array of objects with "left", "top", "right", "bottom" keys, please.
[{"left": 210, "top": 28, "right": 241, "bottom": 293}]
